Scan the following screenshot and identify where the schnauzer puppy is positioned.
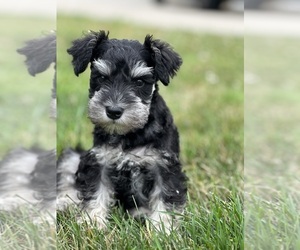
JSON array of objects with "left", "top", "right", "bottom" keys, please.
[
  {"left": 58, "top": 31, "right": 187, "bottom": 232},
  {"left": 0, "top": 33, "right": 56, "bottom": 221}
]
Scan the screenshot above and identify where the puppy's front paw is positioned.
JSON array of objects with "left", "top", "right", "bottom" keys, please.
[
  {"left": 148, "top": 211, "right": 175, "bottom": 235},
  {"left": 77, "top": 212, "right": 108, "bottom": 230}
]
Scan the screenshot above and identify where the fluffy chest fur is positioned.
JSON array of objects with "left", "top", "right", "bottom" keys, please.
[{"left": 77, "top": 145, "right": 167, "bottom": 210}]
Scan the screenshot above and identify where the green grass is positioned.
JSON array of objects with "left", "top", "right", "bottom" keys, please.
[
  {"left": 0, "top": 208, "right": 56, "bottom": 250},
  {"left": 57, "top": 15, "right": 243, "bottom": 249},
  {"left": 57, "top": 192, "right": 243, "bottom": 250},
  {"left": 245, "top": 36, "right": 300, "bottom": 249}
]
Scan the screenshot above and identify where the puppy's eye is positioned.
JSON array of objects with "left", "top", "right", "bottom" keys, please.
[{"left": 136, "top": 79, "right": 144, "bottom": 87}]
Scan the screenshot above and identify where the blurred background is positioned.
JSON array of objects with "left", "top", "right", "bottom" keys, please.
[
  {"left": 245, "top": 0, "right": 300, "bottom": 11},
  {"left": 58, "top": 0, "right": 243, "bottom": 36}
]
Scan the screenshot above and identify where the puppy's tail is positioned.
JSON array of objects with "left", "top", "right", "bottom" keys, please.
[{"left": 57, "top": 148, "right": 83, "bottom": 210}]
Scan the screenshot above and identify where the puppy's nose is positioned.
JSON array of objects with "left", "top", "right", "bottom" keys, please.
[{"left": 106, "top": 106, "right": 124, "bottom": 120}]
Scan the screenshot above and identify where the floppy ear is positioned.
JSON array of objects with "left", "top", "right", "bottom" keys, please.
[
  {"left": 143, "top": 35, "right": 182, "bottom": 86},
  {"left": 17, "top": 33, "right": 56, "bottom": 76},
  {"left": 67, "top": 30, "right": 109, "bottom": 76}
]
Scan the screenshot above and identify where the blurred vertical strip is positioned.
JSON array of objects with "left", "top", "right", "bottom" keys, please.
[
  {"left": 0, "top": 0, "right": 56, "bottom": 249},
  {"left": 245, "top": 2, "right": 300, "bottom": 249}
]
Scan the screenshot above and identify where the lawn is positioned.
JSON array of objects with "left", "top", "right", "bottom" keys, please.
[
  {"left": 245, "top": 36, "right": 300, "bottom": 249},
  {"left": 56, "top": 15, "right": 243, "bottom": 250}
]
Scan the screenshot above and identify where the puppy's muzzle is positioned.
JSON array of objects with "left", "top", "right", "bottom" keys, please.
[{"left": 106, "top": 106, "right": 124, "bottom": 120}]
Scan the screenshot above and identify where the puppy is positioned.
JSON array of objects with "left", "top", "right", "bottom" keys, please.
[{"left": 58, "top": 31, "right": 187, "bottom": 232}]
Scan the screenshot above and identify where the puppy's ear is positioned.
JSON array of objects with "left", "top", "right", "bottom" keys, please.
[
  {"left": 67, "top": 30, "right": 109, "bottom": 76},
  {"left": 144, "top": 35, "right": 182, "bottom": 86},
  {"left": 17, "top": 33, "right": 56, "bottom": 76}
]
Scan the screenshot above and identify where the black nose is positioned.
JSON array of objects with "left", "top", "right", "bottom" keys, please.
[{"left": 106, "top": 106, "right": 124, "bottom": 120}]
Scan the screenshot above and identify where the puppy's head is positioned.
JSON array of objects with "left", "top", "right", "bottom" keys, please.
[
  {"left": 68, "top": 31, "right": 182, "bottom": 135},
  {"left": 17, "top": 32, "right": 56, "bottom": 119}
]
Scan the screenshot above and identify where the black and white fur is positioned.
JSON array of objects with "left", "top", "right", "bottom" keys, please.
[
  {"left": 0, "top": 33, "right": 56, "bottom": 222},
  {"left": 57, "top": 31, "right": 187, "bottom": 232}
]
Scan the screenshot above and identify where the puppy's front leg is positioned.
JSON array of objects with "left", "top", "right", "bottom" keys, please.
[
  {"left": 149, "top": 197, "right": 175, "bottom": 233},
  {"left": 75, "top": 150, "right": 115, "bottom": 229},
  {"left": 81, "top": 181, "right": 115, "bottom": 229},
  {"left": 149, "top": 154, "right": 187, "bottom": 233}
]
